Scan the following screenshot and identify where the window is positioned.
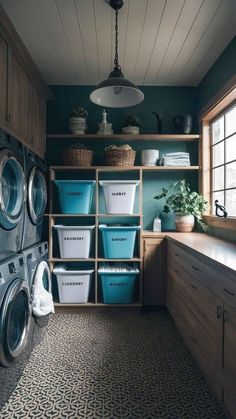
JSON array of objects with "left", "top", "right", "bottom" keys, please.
[
  {"left": 211, "top": 103, "right": 236, "bottom": 216},
  {"left": 200, "top": 76, "right": 236, "bottom": 229}
]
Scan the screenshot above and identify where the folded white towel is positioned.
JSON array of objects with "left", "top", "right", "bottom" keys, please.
[{"left": 32, "top": 261, "right": 55, "bottom": 317}]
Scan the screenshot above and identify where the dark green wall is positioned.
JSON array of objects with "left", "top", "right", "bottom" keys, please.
[
  {"left": 198, "top": 35, "right": 236, "bottom": 110},
  {"left": 47, "top": 85, "right": 198, "bottom": 136}
]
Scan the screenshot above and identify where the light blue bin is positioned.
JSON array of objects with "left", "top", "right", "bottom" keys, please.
[
  {"left": 99, "top": 225, "right": 140, "bottom": 258},
  {"left": 54, "top": 180, "right": 95, "bottom": 214},
  {"left": 98, "top": 269, "right": 139, "bottom": 304}
]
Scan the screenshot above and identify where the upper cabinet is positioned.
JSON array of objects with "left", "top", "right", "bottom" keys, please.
[{"left": 0, "top": 5, "right": 51, "bottom": 157}]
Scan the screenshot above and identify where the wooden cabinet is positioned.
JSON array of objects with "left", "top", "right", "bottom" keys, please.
[
  {"left": 0, "top": 33, "right": 8, "bottom": 125},
  {"left": 143, "top": 237, "right": 166, "bottom": 305},
  {"left": 167, "top": 238, "right": 236, "bottom": 418},
  {"left": 0, "top": 5, "right": 50, "bottom": 156},
  {"left": 8, "top": 51, "right": 32, "bottom": 145},
  {"left": 223, "top": 305, "right": 236, "bottom": 419},
  {"left": 32, "top": 86, "right": 46, "bottom": 156}
]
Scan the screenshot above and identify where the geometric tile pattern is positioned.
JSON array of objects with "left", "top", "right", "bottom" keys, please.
[{"left": 0, "top": 310, "right": 227, "bottom": 419}]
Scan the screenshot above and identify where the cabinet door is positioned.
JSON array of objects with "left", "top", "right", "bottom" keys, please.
[
  {"left": 143, "top": 238, "right": 165, "bottom": 305},
  {"left": 223, "top": 306, "right": 236, "bottom": 419},
  {"left": 8, "top": 50, "right": 32, "bottom": 144},
  {"left": 32, "top": 85, "right": 46, "bottom": 157},
  {"left": 0, "top": 34, "right": 8, "bottom": 125},
  {"left": 167, "top": 262, "right": 223, "bottom": 399}
]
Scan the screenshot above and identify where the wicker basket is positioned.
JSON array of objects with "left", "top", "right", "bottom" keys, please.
[
  {"left": 62, "top": 144, "right": 93, "bottom": 166},
  {"left": 105, "top": 148, "right": 136, "bottom": 166}
]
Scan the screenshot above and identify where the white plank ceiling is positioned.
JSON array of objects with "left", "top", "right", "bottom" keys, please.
[{"left": 1, "top": 0, "right": 236, "bottom": 86}]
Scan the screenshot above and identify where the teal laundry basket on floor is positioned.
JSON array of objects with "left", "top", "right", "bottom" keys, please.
[
  {"left": 54, "top": 180, "right": 95, "bottom": 214},
  {"left": 98, "top": 268, "right": 139, "bottom": 304},
  {"left": 99, "top": 225, "right": 140, "bottom": 259}
]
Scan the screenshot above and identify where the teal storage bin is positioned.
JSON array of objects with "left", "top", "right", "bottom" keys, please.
[
  {"left": 99, "top": 225, "right": 140, "bottom": 258},
  {"left": 54, "top": 180, "right": 95, "bottom": 214},
  {"left": 98, "top": 268, "right": 139, "bottom": 304}
]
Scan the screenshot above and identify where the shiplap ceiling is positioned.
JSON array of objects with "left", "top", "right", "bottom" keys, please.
[{"left": 1, "top": 0, "right": 236, "bottom": 86}]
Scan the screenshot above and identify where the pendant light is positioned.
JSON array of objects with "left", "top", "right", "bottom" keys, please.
[{"left": 90, "top": 0, "right": 144, "bottom": 108}]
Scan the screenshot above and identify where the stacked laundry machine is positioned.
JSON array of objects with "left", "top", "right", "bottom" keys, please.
[{"left": 0, "top": 129, "right": 52, "bottom": 409}]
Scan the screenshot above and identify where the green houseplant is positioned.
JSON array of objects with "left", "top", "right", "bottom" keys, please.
[
  {"left": 122, "top": 115, "right": 142, "bottom": 134},
  {"left": 69, "top": 106, "right": 88, "bottom": 134},
  {"left": 154, "top": 179, "right": 209, "bottom": 232}
]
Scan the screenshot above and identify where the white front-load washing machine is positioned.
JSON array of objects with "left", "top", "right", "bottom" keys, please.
[
  {"left": 22, "top": 146, "right": 47, "bottom": 250},
  {"left": 0, "top": 253, "right": 34, "bottom": 409},
  {"left": 0, "top": 130, "right": 26, "bottom": 261},
  {"left": 23, "top": 242, "right": 52, "bottom": 339}
]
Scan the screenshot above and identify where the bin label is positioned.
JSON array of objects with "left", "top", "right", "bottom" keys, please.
[
  {"left": 64, "top": 236, "right": 84, "bottom": 241},
  {"left": 111, "top": 237, "right": 127, "bottom": 241},
  {"left": 62, "top": 281, "right": 83, "bottom": 286},
  {"left": 109, "top": 282, "right": 128, "bottom": 287},
  {"left": 67, "top": 192, "right": 83, "bottom": 196},
  {"left": 112, "top": 192, "right": 126, "bottom": 196}
]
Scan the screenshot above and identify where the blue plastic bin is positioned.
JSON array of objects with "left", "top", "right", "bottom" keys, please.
[
  {"left": 98, "top": 269, "right": 139, "bottom": 304},
  {"left": 99, "top": 225, "right": 140, "bottom": 258},
  {"left": 54, "top": 180, "right": 95, "bottom": 214}
]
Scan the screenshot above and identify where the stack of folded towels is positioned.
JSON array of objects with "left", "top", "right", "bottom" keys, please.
[{"left": 159, "top": 152, "right": 190, "bottom": 166}]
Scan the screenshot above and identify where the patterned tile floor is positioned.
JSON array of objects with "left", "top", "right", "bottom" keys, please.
[{"left": 0, "top": 310, "right": 227, "bottom": 419}]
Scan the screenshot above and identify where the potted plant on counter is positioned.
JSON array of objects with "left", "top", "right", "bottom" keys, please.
[
  {"left": 154, "top": 179, "right": 209, "bottom": 232},
  {"left": 122, "top": 115, "right": 142, "bottom": 135},
  {"left": 69, "top": 105, "right": 88, "bottom": 135}
]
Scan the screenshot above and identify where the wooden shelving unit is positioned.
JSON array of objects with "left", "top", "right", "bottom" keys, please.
[{"left": 48, "top": 133, "right": 200, "bottom": 309}]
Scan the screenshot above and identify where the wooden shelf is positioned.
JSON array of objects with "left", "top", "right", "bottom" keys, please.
[
  {"left": 50, "top": 258, "right": 96, "bottom": 262},
  {"left": 97, "top": 258, "right": 141, "bottom": 262},
  {"left": 54, "top": 302, "right": 142, "bottom": 307},
  {"left": 45, "top": 213, "right": 96, "bottom": 217},
  {"left": 98, "top": 214, "right": 142, "bottom": 217},
  {"left": 47, "top": 134, "right": 199, "bottom": 141},
  {"left": 50, "top": 165, "right": 199, "bottom": 171}
]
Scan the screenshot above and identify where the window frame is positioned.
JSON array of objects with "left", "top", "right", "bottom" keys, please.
[{"left": 200, "top": 75, "right": 236, "bottom": 230}]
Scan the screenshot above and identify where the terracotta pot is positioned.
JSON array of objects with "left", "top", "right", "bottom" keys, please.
[{"left": 175, "top": 214, "right": 194, "bottom": 232}]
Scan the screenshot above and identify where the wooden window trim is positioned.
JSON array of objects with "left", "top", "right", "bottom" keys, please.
[{"left": 200, "top": 75, "right": 236, "bottom": 230}]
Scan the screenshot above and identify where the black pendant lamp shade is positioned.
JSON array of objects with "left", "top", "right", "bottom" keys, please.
[{"left": 90, "top": 0, "right": 144, "bottom": 108}]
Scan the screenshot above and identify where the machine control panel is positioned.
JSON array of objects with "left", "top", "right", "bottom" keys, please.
[{"left": 8, "top": 262, "right": 16, "bottom": 274}]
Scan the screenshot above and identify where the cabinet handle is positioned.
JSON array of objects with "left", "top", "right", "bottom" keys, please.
[
  {"left": 223, "top": 288, "right": 235, "bottom": 297},
  {"left": 216, "top": 305, "right": 222, "bottom": 319},
  {"left": 191, "top": 284, "right": 198, "bottom": 290},
  {"left": 192, "top": 265, "right": 200, "bottom": 271},
  {"left": 223, "top": 310, "right": 229, "bottom": 322},
  {"left": 144, "top": 240, "right": 147, "bottom": 253}
]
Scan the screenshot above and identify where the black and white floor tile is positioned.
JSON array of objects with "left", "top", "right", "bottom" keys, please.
[{"left": 0, "top": 310, "right": 227, "bottom": 418}]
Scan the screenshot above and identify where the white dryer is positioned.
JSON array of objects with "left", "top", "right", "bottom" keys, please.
[
  {"left": 22, "top": 146, "right": 47, "bottom": 250},
  {"left": 0, "top": 253, "right": 34, "bottom": 408},
  {"left": 0, "top": 130, "right": 26, "bottom": 261},
  {"left": 23, "top": 242, "right": 52, "bottom": 337}
]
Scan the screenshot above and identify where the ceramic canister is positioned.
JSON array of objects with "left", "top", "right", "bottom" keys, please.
[{"left": 141, "top": 149, "right": 159, "bottom": 166}]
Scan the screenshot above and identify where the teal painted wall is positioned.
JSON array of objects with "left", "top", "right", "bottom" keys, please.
[
  {"left": 198, "top": 35, "right": 236, "bottom": 110},
  {"left": 47, "top": 85, "right": 198, "bottom": 230}
]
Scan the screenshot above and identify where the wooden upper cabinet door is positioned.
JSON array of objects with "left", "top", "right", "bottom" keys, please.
[
  {"left": 0, "top": 34, "right": 8, "bottom": 125},
  {"left": 143, "top": 238, "right": 166, "bottom": 305},
  {"left": 32, "top": 86, "right": 46, "bottom": 157},
  {"left": 223, "top": 306, "right": 236, "bottom": 419},
  {"left": 8, "top": 50, "right": 32, "bottom": 144}
]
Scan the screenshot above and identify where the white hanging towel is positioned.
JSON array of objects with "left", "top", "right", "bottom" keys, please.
[{"left": 32, "top": 261, "right": 55, "bottom": 317}]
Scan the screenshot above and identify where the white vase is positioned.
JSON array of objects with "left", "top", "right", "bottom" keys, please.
[
  {"left": 175, "top": 214, "right": 195, "bottom": 232},
  {"left": 141, "top": 149, "right": 159, "bottom": 166},
  {"left": 69, "top": 117, "right": 87, "bottom": 134}
]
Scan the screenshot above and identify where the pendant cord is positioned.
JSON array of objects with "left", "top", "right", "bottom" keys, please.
[{"left": 114, "top": 8, "right": 120, "bottom": 69}]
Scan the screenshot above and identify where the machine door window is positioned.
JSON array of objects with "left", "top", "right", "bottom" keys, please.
[
  {"left": 0, "top": 279, "right": 30, "bottom": 367},
  {"left": 28, "top": 167, "right": 47, "bottom": 225},
  {"left": 0, "top": 150, "right": 25, "bottom": 229}
]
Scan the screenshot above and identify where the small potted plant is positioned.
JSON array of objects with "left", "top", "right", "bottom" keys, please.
[
  {"left": 154, "top": 179, "right": 209, "bottom": 232},
  {"left": 122, "top": 115, "right": 142, "bottom": 135},
  {"left": 69, "top": 105, "right": 88, "bottom": 135}
]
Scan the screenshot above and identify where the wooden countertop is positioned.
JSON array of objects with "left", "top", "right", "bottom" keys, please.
[{"left": 142, "top": 231, "right": 236, "bottom": 274}]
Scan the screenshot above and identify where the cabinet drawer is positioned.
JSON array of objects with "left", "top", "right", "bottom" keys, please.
[{"left": 168, "top": 240, "right": 236, "bottom": 309}]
